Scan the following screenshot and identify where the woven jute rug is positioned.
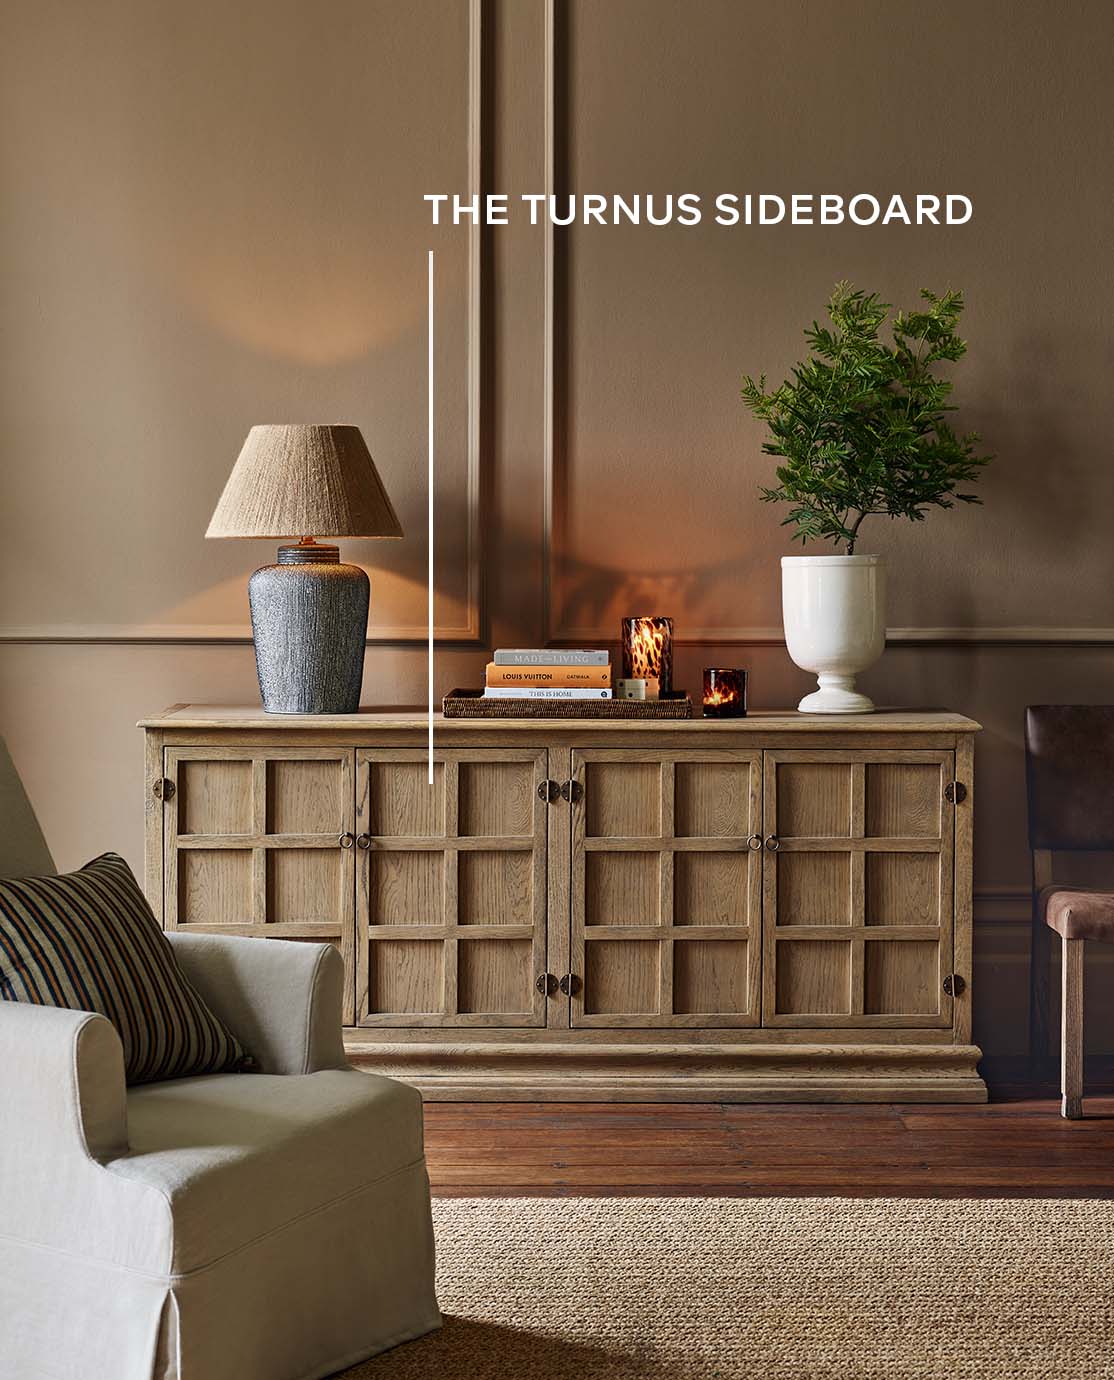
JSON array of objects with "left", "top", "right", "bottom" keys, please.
[{"left": 344, "top": 1196, "right": 1114, "bottom": 1379}]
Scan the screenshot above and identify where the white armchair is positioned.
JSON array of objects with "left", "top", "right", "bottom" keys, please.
[{"left": 0, "top": 934, "right": 440, "bottom": 1380}]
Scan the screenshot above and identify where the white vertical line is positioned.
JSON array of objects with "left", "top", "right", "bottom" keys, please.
[{"left": 428, "top": 248, "right": 435, "bottom": 785}]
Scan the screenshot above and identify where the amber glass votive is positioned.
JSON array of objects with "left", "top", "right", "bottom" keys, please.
[
  {"left": 621, "top": 617, "right": 673, "bottom": 696},
  {"left": 703, "top": 667, "right": 747, "bottom": 718}
]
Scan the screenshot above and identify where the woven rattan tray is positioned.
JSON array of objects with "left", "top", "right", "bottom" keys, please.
[{"left": 442, "top": 689, "right": 694, "bottom": 720}]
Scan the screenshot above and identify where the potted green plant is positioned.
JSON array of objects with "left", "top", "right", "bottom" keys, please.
[{"left": 742, "top": 282, "right": 992, "bottom": 712}]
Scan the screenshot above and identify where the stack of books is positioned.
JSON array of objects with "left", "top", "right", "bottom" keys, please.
[{"left": 483, "top": 648, "right": 612, "bottom": 701}]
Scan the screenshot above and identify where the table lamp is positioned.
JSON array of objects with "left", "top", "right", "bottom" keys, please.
[{"left": 207, "top": 424, "right": 403, "bottom": 714}]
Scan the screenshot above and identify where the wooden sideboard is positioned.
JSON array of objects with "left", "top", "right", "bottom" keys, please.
[{"left": 140, "top": 705, "right": 985, "bottom": 1102}]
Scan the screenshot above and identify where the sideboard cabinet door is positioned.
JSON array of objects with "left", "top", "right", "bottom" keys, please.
[
  {"left": 762, "top": 749, "right": 955, "bottom": 1029},
  {"left": 568, "top": 749, "right": 762, "bottom": 1028},
  {"left": 163, "top": 746, "right": 356, "bottom": 1021},
  {"left": 355, "top": 748, "right": 549, "bottom": 1027}
]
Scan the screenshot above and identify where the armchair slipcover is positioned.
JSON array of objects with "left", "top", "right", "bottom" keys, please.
[{"left": 0, "top": 934, "right": 440, "bottom": 1380}]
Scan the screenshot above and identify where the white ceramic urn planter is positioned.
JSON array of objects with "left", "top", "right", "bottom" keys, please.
[{"left": 781, "top": 554, "right": 886, "bottom": 713}]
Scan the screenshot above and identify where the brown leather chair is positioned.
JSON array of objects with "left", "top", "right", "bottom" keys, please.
[{"left": 1026, "top": 706, "right": 1114, "bottom": 1117}]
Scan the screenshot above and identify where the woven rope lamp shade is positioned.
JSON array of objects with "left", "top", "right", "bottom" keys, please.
[
  {"left": 206, "top": 425, "right": 402, "bottom": 540},
  {"left": 207, "top": 425, "right": 404, "bottom": 714}
]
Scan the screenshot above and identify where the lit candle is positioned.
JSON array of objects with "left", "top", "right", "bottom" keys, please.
[
  {"left": 621, "top": 618, "right": 673, "bottom": 696},
  {"left": 703, "top": 668, "right": 747, "bottom": 718}
]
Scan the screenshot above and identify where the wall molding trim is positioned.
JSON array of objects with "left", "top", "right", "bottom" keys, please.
[
  {"left": 973, "top": 885, "right": 1031, "bottom": 927},
  {"left": 461, "top": 0, "right": 484, "bottom": 645},
  {"left": 7, "top": 625, "right": 1112, "bottom": 648},
  {"left": 549, "top": 627, "right": 1114, "bottom": 649},
  {"left": 0, "top": 624, "right": 478, "bottom": 646},
  {"left": 540, "top": 0, "right": 558, "bottom": 647},
  {"left": 0, "top": 0, "right": 486, "bottom": 652},
  {"left": 534, "top": 13, "right": 1111, "bottom": 656}
]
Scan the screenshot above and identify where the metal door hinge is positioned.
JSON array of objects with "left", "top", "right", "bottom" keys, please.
[
  {"left": 535, "top": 972, "right": 558, "bottom": 997},
  {"left": 559, "top": 973, "right": 580, "bottom": 996},
  {"left": 561, "top": 779, "right": 583, "bottom": 804},
  {"left": 537, "top": 779, "right": 560, "bottom": 803},
  {"left": 153, "top": 778, "right": 175, "bottom": 801},
  {"left": 945, "top": 781, "right": 967, "bottom": 804},
  {"left": 943, "top": 974, "right": 966, "bottom": 997}
]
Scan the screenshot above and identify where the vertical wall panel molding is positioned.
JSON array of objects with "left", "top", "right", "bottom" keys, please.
[
  {"left": 540, "top": 0, "right": 558, "bottom": 648},
  {"left": 461, "top": 0, "right": 484, "bottom": 647}
]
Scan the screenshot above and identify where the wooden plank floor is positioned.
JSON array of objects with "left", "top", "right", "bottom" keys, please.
[{"left": 424, "top": 1096, "right": 1114, "bottom": 1198}]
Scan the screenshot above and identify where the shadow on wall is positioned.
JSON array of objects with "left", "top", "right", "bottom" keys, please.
[
  {"left": 554, "top": 552, "right": 775, "bottom": 638},
  {"left": 990, "top": 332, "right": 1108, "bottom": 561}
]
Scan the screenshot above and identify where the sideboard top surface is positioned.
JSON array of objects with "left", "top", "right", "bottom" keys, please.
[{"left": 139, "top": 704, "right": 981, "bottom": 733}]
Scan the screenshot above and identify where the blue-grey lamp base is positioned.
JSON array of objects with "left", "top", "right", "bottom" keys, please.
[{"left": 248, "top": 544, "right": 369, "bottom": 714}]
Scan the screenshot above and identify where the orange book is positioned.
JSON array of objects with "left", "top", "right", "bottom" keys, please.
[{"left": 485, "top": 661, "right": 611, "bottom": 688}]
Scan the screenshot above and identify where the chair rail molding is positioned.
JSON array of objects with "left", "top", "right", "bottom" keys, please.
[
  {"left": 3, "top": 626, "right": 1114, "bottom": 648},
  {"left": 546, "top": 627, "right": 1114, "bottom": 649}
]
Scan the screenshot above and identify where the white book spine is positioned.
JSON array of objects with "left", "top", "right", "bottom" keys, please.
[
  {"left": 482, "top": 687, "right": 613, "bottom": 701},
  {"left": 492, "top": 649, "right": 610, "bottom": 666}
]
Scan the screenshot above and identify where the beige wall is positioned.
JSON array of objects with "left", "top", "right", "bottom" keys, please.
[
  {"left": 0, "top": 0, "right": 476, "bottom": 638},
  {"left": 558, "top": 0, "right": 1113, "bottom": 637},
  {"left": 3, "top": 0, "right": 1113, "bottom": 1060}
]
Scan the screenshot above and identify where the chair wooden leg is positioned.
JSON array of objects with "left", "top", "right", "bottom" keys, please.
[{"left": 1061, "top": 935, "right": 1084, "bottom": 1119}]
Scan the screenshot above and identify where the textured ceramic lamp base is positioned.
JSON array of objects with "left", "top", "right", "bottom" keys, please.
[{"left": 248, "top": 545, "right": 369, "bottom": 714}]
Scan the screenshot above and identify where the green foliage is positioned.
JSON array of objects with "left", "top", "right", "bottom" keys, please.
[{"left": 741, "top": 282, "right": 992, "bottom": 554}]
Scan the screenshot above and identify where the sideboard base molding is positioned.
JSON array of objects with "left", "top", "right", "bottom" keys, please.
[{"left": 345, "top": 1040, "right": 988, "bottom": 1103}]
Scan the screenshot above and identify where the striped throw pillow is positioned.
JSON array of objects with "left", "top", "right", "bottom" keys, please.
[{"left": 0, "top": 852, "right": 250, "bottom": 1084}]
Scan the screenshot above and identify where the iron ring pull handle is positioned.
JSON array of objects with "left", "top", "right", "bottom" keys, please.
[
  {"left": 355, "top": 833, "right": 372, "bottom": 850},
  {"left": 764, "top": 835, "right": 780, "bottom": 851},
  {"left": 338, "top": 832, "right": 355, "bottom": 849},
  {"left": 747, "top": 833, "right": 763, "bottom": 851}
]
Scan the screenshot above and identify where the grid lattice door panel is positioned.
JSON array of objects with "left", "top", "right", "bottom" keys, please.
[
  {"left": 569, "top": 750, "right": 762, "bottom": 1028},
  {"left": 762, "top": 750, "right": 955, "bottom": 1029},
  {"left": 355, "top": 749, "right": 548, "bottom": 1027},
  {"left": 164, "top": 747, "right": 356, "bottom": 1021}
]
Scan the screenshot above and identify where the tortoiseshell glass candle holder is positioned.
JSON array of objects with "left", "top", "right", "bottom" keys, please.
[
  {"left": 702, "top": 667, "right": 747, "bottom": 718},
  {"left": 621, "top": 617, "right": 673, "bottom": 696}
]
